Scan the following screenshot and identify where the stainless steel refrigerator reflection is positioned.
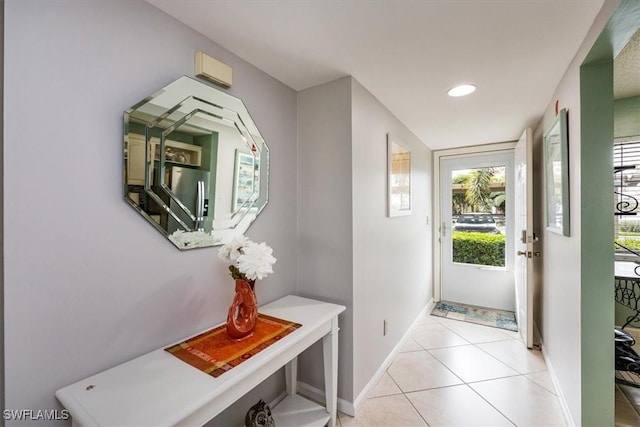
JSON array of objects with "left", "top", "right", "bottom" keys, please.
[{"left": 166, "top": 166, "right": 211, "bottom": 234}]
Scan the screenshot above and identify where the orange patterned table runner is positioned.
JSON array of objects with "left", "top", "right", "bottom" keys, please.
[{"left": 165, "top": 313, "right": 302, "bottom": 378}]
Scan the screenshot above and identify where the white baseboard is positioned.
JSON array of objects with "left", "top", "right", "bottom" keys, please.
[
  {"left": 296, "top": 298, "right": 435, "bottom": 418},
  {"left": 538, "top": 327, "right": 576, "bottom": 427},
  {"left": 296, "top": 381, "right": 356, "bottom": 416},
  {"left": 350, "top": 298, "right": 434, "bottom": 414},
  {"left": 269, "top": 391, "right": 288, "bottom": 409},
  {"left": 533, "top": 320, "right": 542, "bottom": 348}
]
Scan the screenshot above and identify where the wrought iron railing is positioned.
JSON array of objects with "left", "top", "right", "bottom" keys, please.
[
  {"left": 615, "top": 166, "right": 639, "bottom": 216},
  {"left": 614, "top": 242, "right": 640, "bottom": 388}
]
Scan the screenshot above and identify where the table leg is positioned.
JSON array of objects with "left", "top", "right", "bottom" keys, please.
[
  {"left": 285, "top": 356, "right": 298, "bottom": 395},
  {"left": 323, "top": 317, "right": 339, "bottom": 427}
]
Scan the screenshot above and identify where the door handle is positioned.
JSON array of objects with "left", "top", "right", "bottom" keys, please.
[
  {"left": 517, "top": 250, "right": 533, "bottom": 258},
  {"left": 517, "top": 250, "right": 540, "bottom": 258}
]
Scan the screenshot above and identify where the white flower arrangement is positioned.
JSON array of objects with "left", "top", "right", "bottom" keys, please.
[{"left": 218, "top": 236, "right": 276, "bottom": 282}]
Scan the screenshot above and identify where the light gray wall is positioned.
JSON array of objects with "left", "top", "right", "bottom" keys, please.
[
  {"left": 531, "top": 1, "right": 619, "bottom": 424},
  {"left": 1, "top": 1, "right": 5, "bottom": 424},
  {"left": 350, "top": 79, "right": 432, "bottom": 397},
  {"left": 296, "top": 77, "right": 355, "bottom": 401},
  {"left": 4, "top": 1, "right": 297, "bottom": 425},
  {"left": 296, "top": 77, "right": 432, "bottom": 404}
]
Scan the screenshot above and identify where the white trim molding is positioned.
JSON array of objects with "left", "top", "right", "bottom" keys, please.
[
  {"left": 351, "top": 299, "right": 434, "bottom": 412},
  {"left": 296, "top": 382, "right": 356, "bottom": 417},
  {"left": 539, "top": 336, "right": 576, "bottom": 427},
  {"left": 432, "top": 141, "right": 517, "bottom": 303},
  {"left": 296, "top": 299, "right": 435, "bottom": 417}
]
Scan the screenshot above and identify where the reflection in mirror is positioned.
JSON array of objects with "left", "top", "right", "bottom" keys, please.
[{"left": 124, "top": 76, "right": 269, "bottom": 249}]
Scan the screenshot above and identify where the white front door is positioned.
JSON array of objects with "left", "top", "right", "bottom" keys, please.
[
  {"left": 514, "top": 129, "right": 535, "bottom": 348},
  {"left": 440, "top": 152, "right": 515, "bottom": 311}
]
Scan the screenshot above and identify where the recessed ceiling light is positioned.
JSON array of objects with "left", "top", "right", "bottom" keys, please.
[{"left": 447, "top": 84, "right": 477, "bottom": 97}]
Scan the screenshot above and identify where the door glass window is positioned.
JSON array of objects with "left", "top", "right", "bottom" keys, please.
[{"left": 451, "top": 166, "right": 506, "bottom": 267}]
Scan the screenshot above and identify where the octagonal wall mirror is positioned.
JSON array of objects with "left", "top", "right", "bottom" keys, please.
[{"left": 124, "top": 76, "right": 269, "bottom": 249}]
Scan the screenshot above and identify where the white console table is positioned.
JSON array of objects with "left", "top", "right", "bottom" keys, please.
[{"left": 56, "top": 295, "right": 345, "bottom": 427}]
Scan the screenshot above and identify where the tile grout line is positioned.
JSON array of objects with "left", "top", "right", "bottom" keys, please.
[
  {"left": 394, "top": 315, "right": 465, "bottom": 426},
  {"left": 357, "top": 314, "right": 557, "bottom": 426},
  {"left": 406, "top": 316, "right": 501, "bottom": 426},
  {"left": 430, "top": 314, "right": 520, "bottom": 343},
  {"left": 423, "top": 314, "right": 559, "bottom": 426},
  {"left": 402, "top": 391, "right": 432, "bottom": 427},
  {"left": 468, "top": 339, "right": 531, "bottom": 375},
  {"left": 465, "top": 327, "right": 565, "bottom": 426},
  {"left": 414, "top": 315, "right": 520, "bottom": 389},
  {"left": 441, "top": 317, "right": 522, "bottom": 426},
  {"left": 465, "top": 375, "right": 520, "bottom": 427},
  {"left": 426, "top": 315, "right": 522, "bottom": 426},
  {"left": 407, "top": 340, "right": 519, "bottom": 424},
  {"left": 432, "top": 314, "right": 531, "bottom": 378},
  {"left": 409, "top": 317, "right": 470, "bottom": 389}
]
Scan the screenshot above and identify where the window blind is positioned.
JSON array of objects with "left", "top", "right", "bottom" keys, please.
[{"left": 615, "top": 139, "right": 640, "bottom": 217}]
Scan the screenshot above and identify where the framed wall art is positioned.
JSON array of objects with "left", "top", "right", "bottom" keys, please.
[
  {"left": 387, "top": 133, "right": 412, "bottom": 217},
  {"left": 544, "top": 108, "right": 569, "bottom": 236}
]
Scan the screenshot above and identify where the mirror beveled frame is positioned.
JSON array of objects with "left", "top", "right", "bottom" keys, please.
[{"left": 123, "top": 76, "right": 270, "bottom": 249}]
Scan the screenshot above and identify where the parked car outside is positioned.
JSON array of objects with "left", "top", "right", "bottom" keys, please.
[{"left": 453, "top": 213, "right": 501, "bottom": 234}]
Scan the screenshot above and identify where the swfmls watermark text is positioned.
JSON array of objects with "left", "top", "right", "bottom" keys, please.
[{"left": 3, "top": 409, "right": 70, "bottom": 421}]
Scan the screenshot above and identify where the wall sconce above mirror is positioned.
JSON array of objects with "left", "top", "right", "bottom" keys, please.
[{"left": 124, "top": 76, "right": 269, "bottom": 249}]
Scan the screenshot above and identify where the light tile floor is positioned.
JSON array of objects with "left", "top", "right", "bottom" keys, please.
[
  {"left": 338, "top": 311, "right": 566, "bottom": 426},
  {"left": 616, "top": 383, "right": 640, "bottom": 426},
  {"left": 615, "top": 327, "right": 640, "bottom": 426}
]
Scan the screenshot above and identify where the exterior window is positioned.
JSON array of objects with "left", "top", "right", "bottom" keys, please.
[{"left": 615, "top": 139, "right": 640, "bottom": 259}]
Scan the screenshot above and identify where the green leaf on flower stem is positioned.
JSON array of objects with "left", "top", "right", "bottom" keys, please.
[{"left": 228, "top": 265, "right": 245, "bottom": 280}]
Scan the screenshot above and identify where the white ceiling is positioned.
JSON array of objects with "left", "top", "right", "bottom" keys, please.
[{"left": 147, "top": 0, "right": 607, "bottom": 150}]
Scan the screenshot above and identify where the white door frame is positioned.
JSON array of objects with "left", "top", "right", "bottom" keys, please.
[
  {"left": 432, "top": 142, "right": 517, "bottom": 304},
  {"left": 441, "top": 152, "right": 515, "bottom": 310},
  {"left": 514, "top": 128, "right": 534, "bottom": 348}
]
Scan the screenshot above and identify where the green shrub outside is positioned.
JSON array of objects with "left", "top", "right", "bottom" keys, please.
[
  {"left": 620, "top": 220, "right": 640, "bottom": 233},
  {"left": 615, "top": 238, "right": 640, "bottom": 251},
  {"left": 452, "top": 231, "right": 505, "bottom": 267}
]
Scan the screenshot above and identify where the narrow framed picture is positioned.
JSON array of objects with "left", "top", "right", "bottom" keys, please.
[
  {"left": 387, "top": 133, "right": 412, "bottom": 217},
  {"left": 543, "top": 108, "right": 569, "bottom": 236}
]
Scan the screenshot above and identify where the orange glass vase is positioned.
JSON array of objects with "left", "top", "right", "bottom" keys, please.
[{"left": 226, "top": 278, "right": 258, "bottom": 341}]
